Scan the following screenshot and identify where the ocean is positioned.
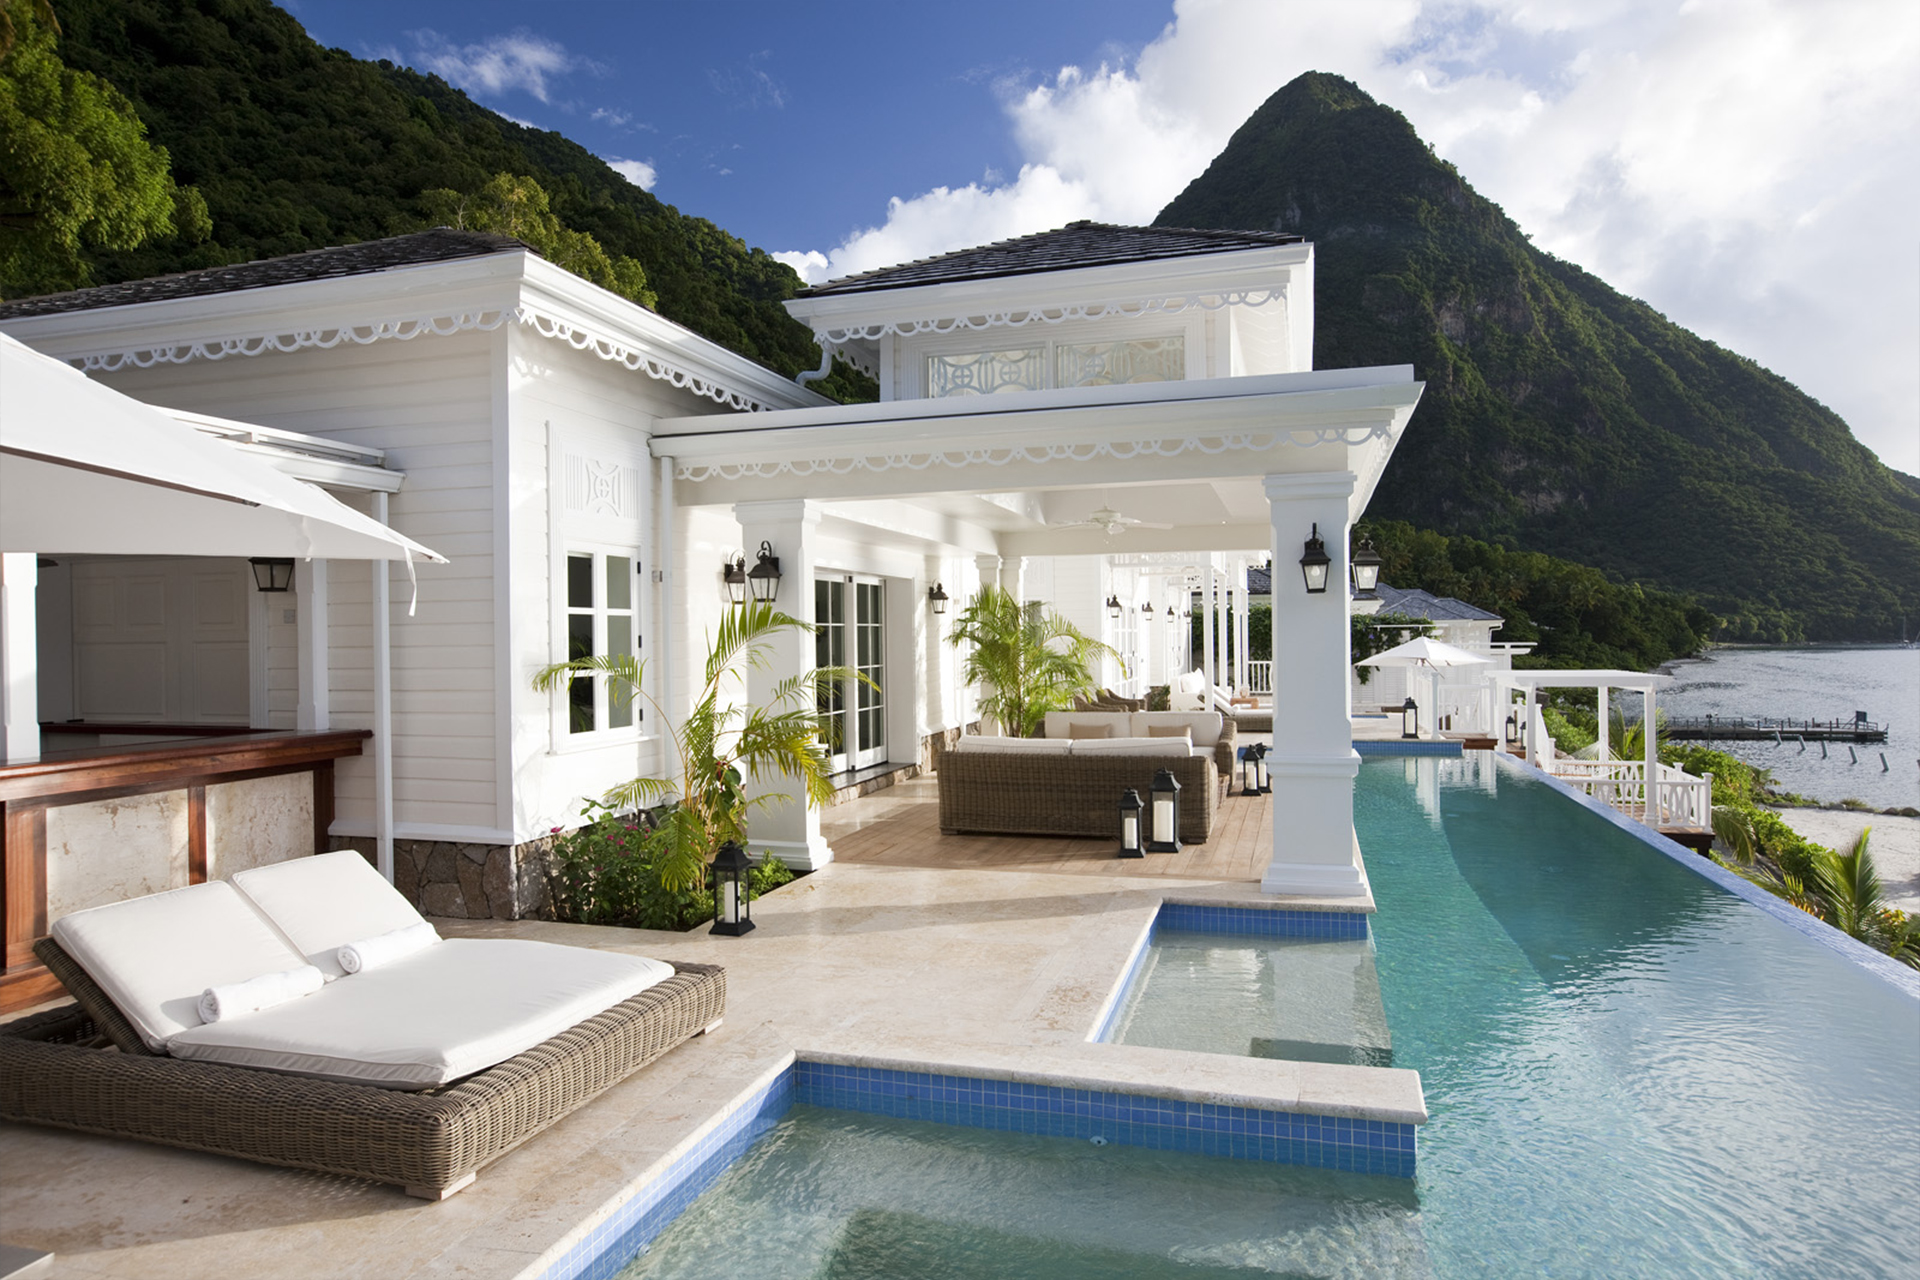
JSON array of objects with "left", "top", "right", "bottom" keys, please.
[{"left": 1657, "top": 646, "right": 1919, "bottom": 811}]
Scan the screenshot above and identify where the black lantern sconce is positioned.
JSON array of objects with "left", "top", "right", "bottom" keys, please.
[
  {"left": 1401, "top": 696, "right": 1420, "bottom": 740},
  {"left": 928, "top": 582, "right": 950, "bottom": 615},
  {"left": 1106, "top": 594, "right": 1123, "bottom": 620},
  {"left": 721, "top": 554, "right": 748, "bottom": 605},
  {"left": 1299, "top": 523, "right": 1331, "bottom": 594},
  {"left": 709, "top": 840, "right": 756, "bottom": 936},
  {"left": 1117, "top": 788, "right": 1145, "bottom": 859},
  {"left": 745, "top": 541, "right": 782, "bottom": 603},
  {"left": 249, "top": 558, "right": 295, "bottom": 593},
  {"left": 1165, "top": 604, "right": 1175, "bottom": 620},
  {"left": 1350, "top": 533, "right": 1382, "bottom": 597},
  {"left": 1141, "top": 600, "right": 1154, "bottom": 616},
  {"left": 1146, "top": 768, "right": 1182, "bottom": 853}
]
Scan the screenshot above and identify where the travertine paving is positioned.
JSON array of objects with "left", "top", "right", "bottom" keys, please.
[{"left": 0, "top": 780, "right": 1411, "bottom": 1280}]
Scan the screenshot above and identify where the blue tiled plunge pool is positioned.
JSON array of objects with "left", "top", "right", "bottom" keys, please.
[{"left": 557, "top": 753, "right": 1920, "bottom": 1279}]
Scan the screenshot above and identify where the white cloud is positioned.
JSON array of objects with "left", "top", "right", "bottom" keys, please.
[
  {"left": 407, "top": 29, "right": 575, "bottom": 103},
  {"left": 776, "top": 0, "right": 1920, "bottom": 472},
  {"left": 605, "top": 158, "right": 657, "bottom": 190}
]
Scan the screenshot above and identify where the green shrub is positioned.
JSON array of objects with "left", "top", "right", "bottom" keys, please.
[
  {"left": 545, "top": 801, "right": 797, "bottom": 931},
  {"left": 1541, "top": 707, "right": 1594, "bottom": 755}
]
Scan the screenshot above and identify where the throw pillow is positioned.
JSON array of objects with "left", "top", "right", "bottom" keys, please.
[
  {"left": 1145, "top": 724, "right": 1192, "bottom": 742},
  {"left": 1068, "top": 722, "right": 1114, "bottom": 739}
]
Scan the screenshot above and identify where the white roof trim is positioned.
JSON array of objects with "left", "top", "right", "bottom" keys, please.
[{"left": 0, "top": 251, "right": 829, "bottom": 415}]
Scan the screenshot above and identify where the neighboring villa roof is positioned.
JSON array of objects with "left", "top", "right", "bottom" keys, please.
[
  {"left": 802, "top": 221, "right": 1305, "bottom": 297},
  {"left": 1243, "top": 567, "right": 1503, "bottom": 623},
  {"left": 1372, "top": 584, "right": 1503, "bottom": 623},
  {"left": 0, "top": 229, "right": 527, "bottom": 319}
]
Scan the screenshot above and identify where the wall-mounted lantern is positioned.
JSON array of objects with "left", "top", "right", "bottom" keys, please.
[
  {"left": 1117, "top": 788, "right": 1144, "bottom": 859},
  {"left": 928, "top": 582, "right": 950, "bottom": 615},
  {"left": 1106, "top": 594, "right": 1123, "bottom": 620},
  {"left": 1141, "top": 600, "right": 1154, "bottom": 616},
  {"left": 746, "top": 541, "right": 781, "bottom": 603},
  {"left": 249, "top": 558, "right": 295, "bottom": 592},
  {"left": 1146, "top": 768, "right": 1182, "bottom": 853},
  {"left": 1299, "top": 524, "right": 1331, "bottom": 594},
  {"left": 1350, "top": 533, "right": 1382, "bottom": 596},
  {"left": 1402, "top": 697, "right": 1420, "bottom": 740},
  {"left": 709, "top": 840, "right": 756, "bottom": 936},
  {"left": 721, "top": 554, "right": 748, "bottom": 605}
]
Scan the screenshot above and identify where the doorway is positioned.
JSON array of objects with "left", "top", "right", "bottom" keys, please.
[{"left": 815, "top": 575, "right": 886, "bottom": 773}]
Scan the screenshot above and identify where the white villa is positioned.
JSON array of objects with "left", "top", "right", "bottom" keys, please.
[{"left": 0, "top": 221, "right": 1424, "bottom": 1011}]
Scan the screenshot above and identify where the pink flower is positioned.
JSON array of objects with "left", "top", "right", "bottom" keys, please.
[{"left": 550, "top": 826, "right": 563, "bottom": 833}]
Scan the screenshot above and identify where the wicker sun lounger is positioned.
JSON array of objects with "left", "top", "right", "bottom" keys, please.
[{"left": 0, "top": 938, "right": 725, "bottom": 1199}]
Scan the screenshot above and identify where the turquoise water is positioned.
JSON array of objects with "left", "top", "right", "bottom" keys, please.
[{"left": 614, "top": 757, "right": 1920, "bottom": 1278}]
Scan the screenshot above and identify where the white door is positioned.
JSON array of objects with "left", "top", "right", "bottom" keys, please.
[
  {"left": 815, "top": 575, "right": 886, "bottom": 773},
  {"left": 69, "top": 558, "right": 253, "bottom": 723}
]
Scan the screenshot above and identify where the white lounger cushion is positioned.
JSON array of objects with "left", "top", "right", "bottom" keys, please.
[
  {"left": 951, "top": 735, "right": 1070, "bottom": 753},
  {"left": 232, "top": 850, "right": 430, "bottom": 979},
  {"left": 1067, "top": 736, "right": 1193, "bottom": 757},
  {"left": 167, "top": 939, "right": 675, "bottom": 1089},
  {"left": 51, "top": 880, "right": 307, "bottom": 1052}
]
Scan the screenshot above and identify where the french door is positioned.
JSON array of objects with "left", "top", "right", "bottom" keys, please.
[{"left": 815, "top": 575, "right": 886, "bottom": 773}]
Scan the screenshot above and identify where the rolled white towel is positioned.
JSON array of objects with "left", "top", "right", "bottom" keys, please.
[
  {"left": 337, "top": 921, "right": 440, "bottom": 975},
  {"left": 198, "top": 964, "right": 324, "bottom": 1025}
]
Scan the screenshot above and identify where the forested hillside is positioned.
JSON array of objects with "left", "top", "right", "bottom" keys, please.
[
  {"left": 33, "top": 0, "right": 872, "bottom": 399},
  {"left": 1159, "top": 73, "right": 1920, "bottom": 643}
]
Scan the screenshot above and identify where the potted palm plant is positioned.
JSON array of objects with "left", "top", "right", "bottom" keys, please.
[
  {"left": 533, "top": 600, "right": 862, "bottom": 896},
  {"left": 947, "top": 585, "right": 1118, "bottom": 737}
]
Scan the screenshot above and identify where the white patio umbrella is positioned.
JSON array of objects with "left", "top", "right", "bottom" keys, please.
[
  {"left": 1356, "top": 636, "right": 1492, "bottom": 670},
  {"left": 0, "top": 332, "right": 445, "bottom": 572}
]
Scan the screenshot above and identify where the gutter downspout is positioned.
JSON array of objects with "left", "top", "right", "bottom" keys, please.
[
  {"left": 794, "top": 343, "right": 834, "bottom": 388},
  {"left": 372, "top": 492, "right": 395, "bottom": 883}
]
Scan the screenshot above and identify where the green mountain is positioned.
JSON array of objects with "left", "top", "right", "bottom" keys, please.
[
  {"left": 35, "top": 0, "right": 872, "bottom": 400},
  {"left": 1158, "top": 73, "right": 1920, "bottom": 643}
]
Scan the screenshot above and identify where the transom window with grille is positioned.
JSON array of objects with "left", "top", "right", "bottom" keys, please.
[
  {"left": 924, "top": 335, "right": 1184, "bottom": 398},
  {"left": 564, "top": 549, "right": 641, "bottom": 736}
]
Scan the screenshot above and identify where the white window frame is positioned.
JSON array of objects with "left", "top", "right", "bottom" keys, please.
[{"left": 554, "top": 542, "right": 644, "bottom": 747}]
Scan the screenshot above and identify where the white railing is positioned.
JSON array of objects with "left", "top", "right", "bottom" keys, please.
[
  {"left": 1548, "top": 759, "right": 1712, "bottom": 829},
  {"left": 1246, "top": 661, "right": 1272, "bottom": 694}
]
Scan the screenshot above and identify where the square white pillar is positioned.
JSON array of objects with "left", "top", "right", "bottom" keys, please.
[
  {"left": 1260, "top": 473, "right": 1366, "bottom": 897},
  {"left": 0, "top": 553, "right": 39, "bottom": 761},
  {"left": 733, "top": 499, "right": 833, "bottom": 871},
  {"left": 295, "top": 559, "right": 329, "bottom": 732}
]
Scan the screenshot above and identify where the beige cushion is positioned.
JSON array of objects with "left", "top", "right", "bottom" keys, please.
[
  {"left": 167, "top": 939, "right": 674, "bottom": 1089},
  {"left": 952, "top": 735, "right": 1071, "bottom": 753},
  {"left": 1068, "top": 736, "right": 1193, "bottom": 757},
  {"left": 231, "top": 850, "right": 430, "bottom": 980},
  {"left": 1042, "top": 711, "right": 1128, "bottom": 739},
  {"left": 1145, "top": 724, "right": 1193, "bottom": 743},
  {"left": 1132, "top": 711, "right": 1225, "bottom": 747},
  {"left": 50, "top": 881, "right": 306, "bottom": 1052},
  {"left": 1067, "top": 722, "right": 1114, "bottom": 740}
]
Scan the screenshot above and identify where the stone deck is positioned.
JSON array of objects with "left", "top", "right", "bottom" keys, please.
[{"left": 0, "top": 770, "right": 1412, "bottom": 1280}]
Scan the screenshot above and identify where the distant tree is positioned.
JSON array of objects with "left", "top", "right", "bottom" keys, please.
[
  {"left": 0, "top": 0, "right": 207, "bottom": 297},
  {"left": 421, "top": 172, "right": 656, "bottom": 309}
]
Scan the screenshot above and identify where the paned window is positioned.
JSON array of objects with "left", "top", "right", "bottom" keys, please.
[
  {"left": 924, "top": 336, "right": 1184, "bottom": 398},
  {"left": 565, "top": 550, "right": 640, "bottom": 735},
  {"left": 925, "top": 347, "right": 1046, "bottom": 397}
]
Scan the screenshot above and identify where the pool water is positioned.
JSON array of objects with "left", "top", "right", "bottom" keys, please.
[
  {"left": 609, "top": 756, "right": 1920, "bottom": 1278},
  {"left": 1109, "top": 931, "right": 1392, "bottom": 1066},
  {"left": 618, "top": 1106, "right": 1428, "bottom": 1279}
]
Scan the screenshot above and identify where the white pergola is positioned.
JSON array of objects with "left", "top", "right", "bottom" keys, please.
[{"left": 1503, "top": 668, "right": 1672, "bottom": 777}]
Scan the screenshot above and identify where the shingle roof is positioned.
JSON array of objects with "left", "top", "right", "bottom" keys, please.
[
  {"left": 1373, "top": 584, "right": 1504, "bottom": 623},
  {"left": 0, "top": 229, "right": 530, "bottom": 320},
  {"left": 802, "top": 221, "right": 1305, "bottom": 297}
]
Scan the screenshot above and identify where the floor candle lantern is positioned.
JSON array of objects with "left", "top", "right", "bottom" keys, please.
[
  {"left": 1118, "top": 788, "right": 1144, "bottom": 858},
  {"left": 709, "top": 840, "right": 755, "bottom": 936},
  {"left": 1146, "top": 769, "right": 1181, "bottom": 853}
]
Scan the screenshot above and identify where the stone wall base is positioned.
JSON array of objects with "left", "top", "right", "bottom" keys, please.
[{"left": 331, "top": 836, "right": 555, "bottom": 921}]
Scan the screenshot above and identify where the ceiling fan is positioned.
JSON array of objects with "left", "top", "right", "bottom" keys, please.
[{"left": 1056, "top": 505, "right": 1173, "bottom": 537}]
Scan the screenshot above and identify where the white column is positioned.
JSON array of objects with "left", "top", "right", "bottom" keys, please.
[
  {"left": 1596, "top": 685, "right": 1610, "bottom": 760},
  {"left": 1644, "top": 685, "right": 1658, "bottom": 817},
  {"left": 0, "top": 553, "right": 39, "bottom": 761},
  {"left": 734, "top": 498, "right": 832, "bottom": 870},
  {"left": 1260, "top": 473, "right": 1366, "bottom": 897},
  {"left": 1002, "top": 555, "right": 1027, "bottom": 601},
  {"left": 1202, "top": 561, "right": 1217, "bottom": 691},
  {"left": 295, "top": 560, "right": 330, "bottom": 732},
  {"left": 658, "top": 456, "right": 678, "bottom": 745},
  {"left": 371, "top": 495, "right": 395, "bottom": 882}
]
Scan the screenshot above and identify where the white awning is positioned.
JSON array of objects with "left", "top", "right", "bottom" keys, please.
[{"left": 0, "top": 332, "right": 445, "bottom": 567}]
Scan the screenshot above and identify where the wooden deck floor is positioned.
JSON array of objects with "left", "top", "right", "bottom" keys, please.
[{"left": 823, "top": 775, "right": 1274, "bottom": 881}]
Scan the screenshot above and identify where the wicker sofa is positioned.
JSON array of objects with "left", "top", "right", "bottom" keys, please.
[
  {"left": 0, "top": 853, "right": 725, "bottom": 1199},
  {"left": 937, "top": 738, "right": 1217, "bottom": 843}
]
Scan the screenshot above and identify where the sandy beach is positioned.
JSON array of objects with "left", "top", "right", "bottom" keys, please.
[{"left": 1767, "top": 807, "right": 1920, "bottom": 915}]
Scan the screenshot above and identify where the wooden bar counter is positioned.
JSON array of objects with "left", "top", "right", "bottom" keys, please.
[{"left": 0, "top": 729, "right": 370, "bottom": 1012}]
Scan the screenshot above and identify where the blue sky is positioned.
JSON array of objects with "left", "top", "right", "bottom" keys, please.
[{"left": 289, "top": 1, "right": 1919, "bottom": 474}]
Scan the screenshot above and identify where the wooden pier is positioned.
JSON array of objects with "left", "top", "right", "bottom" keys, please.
[{"left": 1664, "top": 716, "right": 1888, "bottom": 744}]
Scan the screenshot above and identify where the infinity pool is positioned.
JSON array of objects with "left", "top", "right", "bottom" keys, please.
[{"left": 604, "top": 754, "right": 1920, "bottom": 1278}]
